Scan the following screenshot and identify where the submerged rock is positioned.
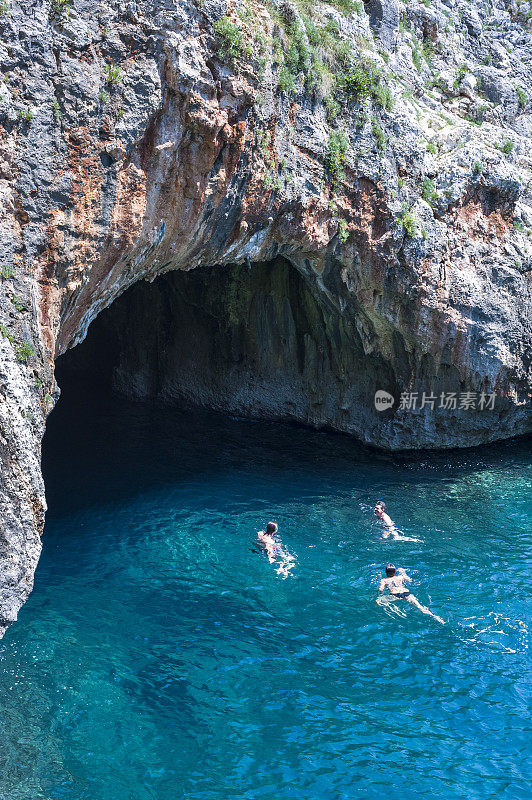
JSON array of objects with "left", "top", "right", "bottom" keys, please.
[{"left": 0, "top": 0, "right": 530, "bottom": 636}]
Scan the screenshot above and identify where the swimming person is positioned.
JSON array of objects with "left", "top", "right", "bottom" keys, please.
[
  {"left": 257, "top": 521, "right": 280, "bottom": 562},
  {"left": 374, "top": 500, "right": 395, "bottom": 530},
  {"left": 377, "top": 564, "right": 445, "bottom": 624},
  {"left": 256, "top": 521, "right": 295, "bottom": 578},
  {"left": 374, "top": 501, "right": 421, "bottom": 542}
]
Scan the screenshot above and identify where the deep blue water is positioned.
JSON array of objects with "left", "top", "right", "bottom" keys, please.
[{"left": 0, "top": 385, "right": 530, "bottom": 800}]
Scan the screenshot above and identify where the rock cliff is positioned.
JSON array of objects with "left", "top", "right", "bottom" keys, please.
[{"left": 0, "top": 0, "right": 530, "bottom": 635}]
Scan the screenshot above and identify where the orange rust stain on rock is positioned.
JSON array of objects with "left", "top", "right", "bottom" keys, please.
[
  {"left": 108, "top": 162, "right": 147, "bottom": 254},
  {"left": 37, "top": 209, "right": 64, "bottom": 358},
  {"left": 65, "top": 126, "right": 104, "bottom": 273},
  {"left": 294, "top": 143, "right": 320, "bottom": 166},
  {"left": 454, "top": 197, "right": 510, "bottom": 241},
  {"left": 284, "top": 199, "right": 331, "bottom": 250},
  {"left": 240, "top": 168, "right": 274, "bottom": 225},
  {"left": 219, "top": 120, "right": 247, "bottom": 187}
]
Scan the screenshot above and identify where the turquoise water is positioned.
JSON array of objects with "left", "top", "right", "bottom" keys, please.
[{"left": 0, "top": 384, "right": 530, "bottom": 800}]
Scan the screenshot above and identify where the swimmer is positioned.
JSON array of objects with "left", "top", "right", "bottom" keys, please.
[
  {"left": 374, "top": 500, "right": 395, "bottom": 529},
  {"left": 257, "top": 521, "right": 280, "bottom": 563},
  {"left": 374, "top": 501, "right": 421, "bottom": 542},
  {"left": 377, "top": 564, "right": 445, "bottom": 624},
  {"left": 256, "top": 521, "right": 295, "bottom": 578}
]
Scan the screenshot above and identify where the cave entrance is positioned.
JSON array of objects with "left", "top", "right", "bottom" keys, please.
[{"left": 55, "top": 258, "right": 386, "bottom": 433}]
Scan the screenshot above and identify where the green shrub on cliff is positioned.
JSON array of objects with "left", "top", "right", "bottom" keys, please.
[
  {"left": 104, "top": 63, "right": 123, "bottom": 85},
  {"left": 372, "top": 118, "right": 385, "bottom": 151},
  {"left": 372, "top": 82, "right": 394, "bottom": 111},
  {"left": 278, "top": 66, "right": 296, "bottom": 95},
  {"left": 214, "top": 17, "right": 245, "bottom": 64},
  {"left": 421, "top": 177, "right": 437, "bottom": 204},
  {"left": 516, "top": 86, "right": 527, "bottom": 109},
  {"left": 0, "top": 263, "right": 13, "bottom": 280},
  {"left": 397, "top": 204, "right": 418, "bottom": 237},
  {"left": 325, "top": 95, "right": 341, "bottom": 123},
  {"left": 0, "top": 324, "right": 14, "bottom": 343},
  {"left": 11, "top": 295, "right": 23, "bottom": 312},
  {"left": 337, "top": 219, "right": 349, "bottom": 243},
  {"left": 324, "top": 130, "right": 350, "bottom": 189},
  {"left": 325, "top": 0, "right": 363, "bottom": 13},
  {"left": 50, "top": 0, "right": 72, "bottom": 16},
  {"left": 15, "top": 342, "right": 34, "bottom": 363},
  {"left": 498, "top": 138, "right": 514, "bottom": 155},
  {"left": 284, "top": 22, "right": 310, "bottom": 74},
  {"left": 17, "top": 107, "right": 33, "bottom": 123},
  {"left": 339, "top": 62, "right": 373, "bottom": 98},
  {"left": 337, "top": 59, "right": 392, "bottom": 110}
]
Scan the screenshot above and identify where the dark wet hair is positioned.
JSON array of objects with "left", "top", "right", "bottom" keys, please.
[
  {"left": 385, "top": 563, "right": 396, "bottom": 577},
  {"left": 375, "top": 500, "right": 386, "bottom": 511},
  {"left": 266, "top": 521, "right": 278, "bottom": 535}
]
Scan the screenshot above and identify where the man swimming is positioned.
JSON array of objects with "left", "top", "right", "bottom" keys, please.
[
  {"left": 374, "top": 501, "right": 421, "bottom": 542},
  {"left": 377, "top": 564, "right": 445, "bottom": 624},
  {"left": 374, "top": 500, "right": 395, "bottom": 530},
  {"left": 257, "top": 521, "right": 295, "bottom": 578}
]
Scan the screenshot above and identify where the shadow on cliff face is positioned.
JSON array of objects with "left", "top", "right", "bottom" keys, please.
[{"left": 55, "top": 258, "right": 396, "bottom": 441}]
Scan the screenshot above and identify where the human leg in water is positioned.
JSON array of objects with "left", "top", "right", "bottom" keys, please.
[
  {"left": 406, "top": 593, "right": 445, "bottom": 625},
  {"left": 376, "top": 594, "right": 407, "bottom": 617}
]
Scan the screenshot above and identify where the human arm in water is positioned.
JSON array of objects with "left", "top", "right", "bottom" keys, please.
[{"left": 397, "top": 568, "right": 412, "bottom": 584}]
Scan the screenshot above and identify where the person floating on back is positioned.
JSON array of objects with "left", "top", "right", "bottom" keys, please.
[
  {"left": 377, "top": 563, "right": 445, "bottom": 624},
  {"left": 256, "top": 521, "right": 295, "bottom": 579}
]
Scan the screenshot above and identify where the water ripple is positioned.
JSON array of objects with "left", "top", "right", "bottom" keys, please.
[{"left": 0, "top": 396, "right": 530, "bottom": 800}]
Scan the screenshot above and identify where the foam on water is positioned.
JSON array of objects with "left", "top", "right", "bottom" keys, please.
[{"left": 0, "top": 386, "right": 530, "bottom": 800}]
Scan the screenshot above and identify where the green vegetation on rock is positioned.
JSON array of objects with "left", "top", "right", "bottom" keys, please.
[
  {"left": 104, "top": 63, "right": 123, "bottom": 85},
  {"left": 498, "top": 138, "right": 515, "bottom": 154},
  {"left": 516, "top": 86, "right": 527, "bottom": 109},
  {"left": 325, "top": 130, "right": 349, "bottom": 189},
  {"left": 50, "top": 0, "right": 72, "bottom": 15},
  {"left": 0, "top": 263, "right": 14, "bottom": 280},
  {"left": 397, "top": 204, "right": 418, "bottom": 237},
  {"left": 15, "top": 342, "right": 34, "bottom": 363},
  {"left": 421, "top": 177, "right": 437, "bottom": 204},
  {"left": 371, "top": 118, "right": 385, "bottom": 151},
  {"left": 214, "top": 16, "right": 246, "bottom": 64}
]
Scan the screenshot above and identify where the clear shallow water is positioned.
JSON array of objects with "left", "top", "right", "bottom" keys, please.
[{"left": 1, "top": 385, "right": 530, "bottom": 800}]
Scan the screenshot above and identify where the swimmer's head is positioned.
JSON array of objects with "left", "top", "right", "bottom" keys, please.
[
  {"left": 375, "top": 500, "right": 386, "bottom": 517},
  {"left": 385, "top": 563, "right": 396, "bottom": 577},
  {"left": 266, "top": 521, "right": 278, "bottom": 536}
]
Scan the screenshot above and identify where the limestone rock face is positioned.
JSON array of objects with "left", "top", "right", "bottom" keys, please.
[
  {"left": 363, "top": 0, "right": 400, "bottom": 48},
  {"left": 0, "top": 0, "right": 530, "bottom": 636}
]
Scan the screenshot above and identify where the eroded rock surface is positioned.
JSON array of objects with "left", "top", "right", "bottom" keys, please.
[{"left": 0, "top": 0, "right": 531, "bottom": 635}]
